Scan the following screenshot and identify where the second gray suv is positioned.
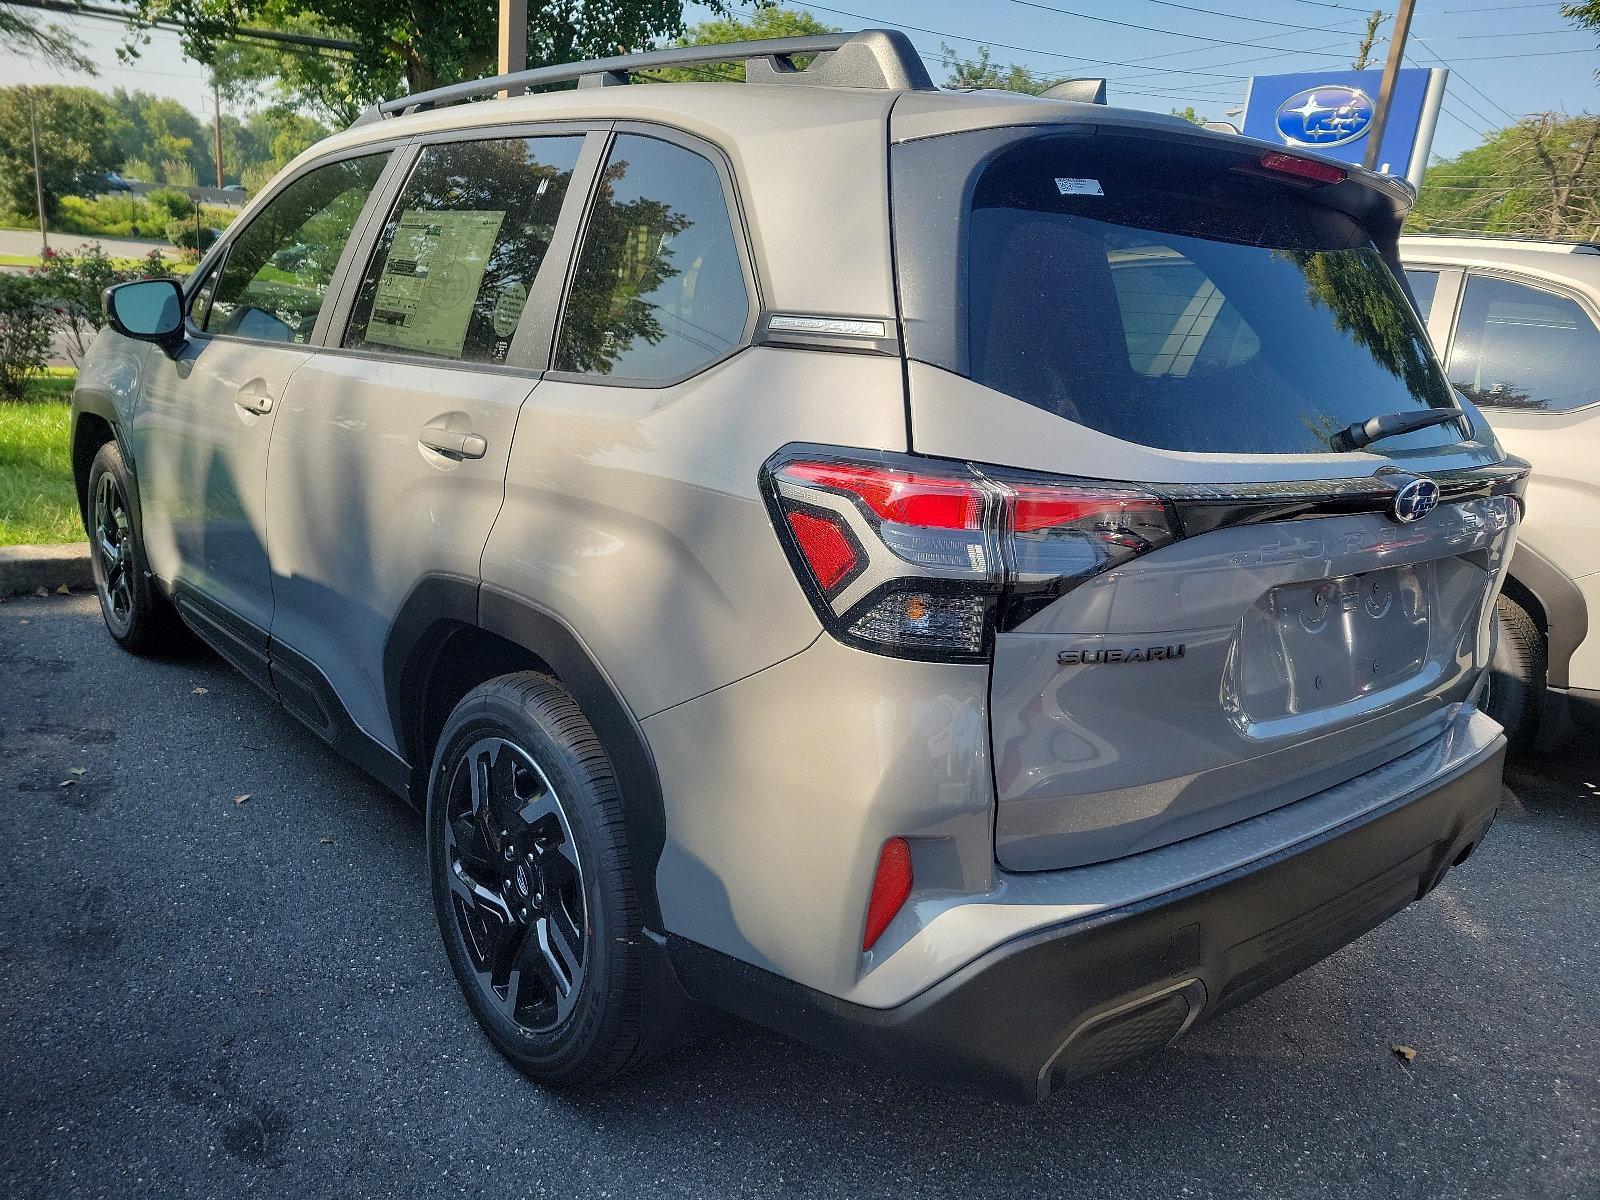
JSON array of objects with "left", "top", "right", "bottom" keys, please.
[{"left": 74, "top": 31, "right": 1523, "bottom": 1100}]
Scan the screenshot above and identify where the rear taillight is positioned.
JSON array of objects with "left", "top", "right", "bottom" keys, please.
[{"left": 762, "top": 447, "right": 1181, "bottom": 661}]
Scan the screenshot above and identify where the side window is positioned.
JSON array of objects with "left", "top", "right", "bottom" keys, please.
[
  {"left": 206, "top": 153, "right": 389, "bottom": 344},
  {"left": 1403, "top": 269, "right": 1439, "bottom": 322},
  {"left": 187, "top": 267, "right": 218, "bottom": 326},
  {"left": 554, "top": 134, "right": 750, "bottom": 382},
  {"left": 344, "top": 135, "right": 583, "bottom": 364},
  {"left": 1448, "top": 274, "right": 1600, "bottom": 412}
]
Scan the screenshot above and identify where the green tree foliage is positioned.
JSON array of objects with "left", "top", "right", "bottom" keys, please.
[
  {"left": 647, "top": 5, "right": 837, "bottom": 83},
  {"left": 941, "top": 44, "right": 1062, "bottom": 95},
  {"left": 0, "top": 87, "right": 118, "bottom": 220},
  {"left": 1562, "top": 3, "right": 1600, "bottom": 76},
  {"left": 0, "top": 3, "right": 95, "bottom": 73},
  {"left": 123, "top": 0, "right": 731, "bottom": 124},
  {"left": 0, "top": 275, "right": 57, "bottom": 400},
  {"left": 1409, "top": 113, "right": 1600, "bottom": 240},
  {"left": 1170, "top": 106, "right": 1210, "bottom": 125}
]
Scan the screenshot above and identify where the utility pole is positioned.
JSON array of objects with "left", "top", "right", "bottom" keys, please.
[
  {"left": 1352, "top": 9, "right": 1385, "bottom": 71},
  {"left": 1364, "top": 0, "right": 1416, "bottom": 172},
  {"left": 212, "top": 80, "right": 224, "bottom": 189},
  {"left": 25, "top": 87, "right": 49, "bottom": 255},
  {"left": 497, "top": 0, "right": 528, "bottom": 97}
]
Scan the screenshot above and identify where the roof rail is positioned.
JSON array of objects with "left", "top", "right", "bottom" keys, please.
[{"left": 352, "top": 29, "right": 934, "bottom": 126}]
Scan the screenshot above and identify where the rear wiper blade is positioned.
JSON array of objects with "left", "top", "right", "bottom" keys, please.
[{"left": 1332, "top": 408, "right": 1465, "bottom": 452}]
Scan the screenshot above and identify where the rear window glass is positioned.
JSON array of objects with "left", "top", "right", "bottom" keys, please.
[{"left": 964, "top": 137, "right": 1459, "bottom": 455}]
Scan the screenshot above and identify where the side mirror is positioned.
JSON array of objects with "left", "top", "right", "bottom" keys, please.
[{"left": 103, "top": 278, "right": 185, "bottom": 350}]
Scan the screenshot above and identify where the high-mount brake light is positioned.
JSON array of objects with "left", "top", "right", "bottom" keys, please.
[
  {"left": 1256, "top": 150, "right": 1346, "bottom": 186},
  {"left": 763, "top": 450, "right": 1182, "bottom": 661}
]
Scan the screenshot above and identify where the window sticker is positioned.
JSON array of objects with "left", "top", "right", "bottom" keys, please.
[
  {"left": 491, "top": 281, "right": 528, "bottom": 339},
  {"left": 1055, "top": 178, "right": 1104, "bottom": 196},
  {"left": 364, "top": 209, "right": 506, "bottom": 357}
]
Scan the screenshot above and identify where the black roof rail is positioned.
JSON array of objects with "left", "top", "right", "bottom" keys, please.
[{"left": 351, "top": 29, "right": 934, "bottom": 126}]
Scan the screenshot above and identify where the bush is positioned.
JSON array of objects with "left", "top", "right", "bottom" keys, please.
[
  {"left": 26, "top": 243, "right": 185, "bottom": 367},
  {"left": 166, "top": 220, "right": 219, "bottom": 252},
  {"left": 0, "top": 275, "right": 57, "bottom": 401},
  {"left": 146, "top": 187, "right": 196, "bottom": 222}
]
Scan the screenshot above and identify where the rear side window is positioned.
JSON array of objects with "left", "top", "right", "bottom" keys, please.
[
  {"left": 344, "top": 135, "right": 583, "bottom": 364},
  {"left": 1448, "top": 275, "right": 1600, "bottom": 412},
  {"left": 554, "top": 134, "right": 749, "bottom": 382},
  {"left": 1404, "top": 269, "right": 1439, "bottom": 321},
  {"left": 206, "top": 153, "right": 388, "bottom": 344},
  {"left": 955, "top": 135, "right": 1458, "bottom": 455}
]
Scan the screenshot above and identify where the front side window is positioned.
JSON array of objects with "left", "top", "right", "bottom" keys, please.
[
  {"left": 1404, "top": 269, "right": 1439, "bottom": 322},
  {"left": 1448, "top": 274, "right": 1600, "bottom": 412},
  {"left": 554, "top": 134, "right": 749, "bottom": 382},
  {"left": 206, "top": 153, "right": 388, "bottom": 344},
  {"left": 957, "top": 135, "right": 1460, "bottom": 455},
  {"left": 344, "top": 136, "right": 583, "bottom": 364}
]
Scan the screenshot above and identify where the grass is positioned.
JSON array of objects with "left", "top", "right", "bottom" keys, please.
[
  {"left": 0, "top": 252, "right": 192, "bottom": 273},
  {"left": 0, "top": 371, "right": 81, "bottom": 547}
]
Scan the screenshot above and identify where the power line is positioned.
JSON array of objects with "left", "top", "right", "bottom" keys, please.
[
  {"left": 997, "top": 0, "right": 1350, "bottom": 54},
  {"left": 788, "top": 1, "right": 1266, "bottom": 80},
  {"left": 1014, "top": 0, "right": 1362, "bottom": 37}
]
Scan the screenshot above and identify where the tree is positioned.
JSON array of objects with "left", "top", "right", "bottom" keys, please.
[
  {"left": 0, "top": 86, "right": 118, "bottom": 220},
  {"left": 1351, "top": 9, "right": 1385, "bottom": 71},
  {"left": 123, "top": 0, "right": 732, "bottom": 124},
  {"left": 648, "top": 5, "right": 837, "bottom": 83},
  {"left": 1409, "top": 113, "right": 1600, "bottom": 240},
  {"left": 1562, "top": 4, "right": 1600, "bottom": 77},
  {"left": 942, "top": 44, "right": 1062, "bottom": 95},
  {"left": 1170, "top": 107, "right": 1210, "bottom": 125},
  {"left": 0, "top": 3, "right": 96, "bottom": 74}
]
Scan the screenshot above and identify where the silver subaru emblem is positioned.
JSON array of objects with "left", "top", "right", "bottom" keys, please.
[{"left": 1392, "top": 476, "right": 1440, "bottom": 523}]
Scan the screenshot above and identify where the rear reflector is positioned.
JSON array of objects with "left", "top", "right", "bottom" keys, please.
[
  {"left": 1257, "top": 150, "right": 1346, "bottom": 186},
  {"left": 863, "top": 837, "right": 913, "bottom": 951},
  {"left": 785, "top": 509, "right": 861, "bottom": 594}
]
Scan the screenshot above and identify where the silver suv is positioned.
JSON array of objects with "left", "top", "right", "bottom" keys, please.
[
  {"left": 1400, "top": 234, "right": 1600, "bottom": 752},
  {"left": 73, "top": 32, "right": 1524, "bottom": 1100}
]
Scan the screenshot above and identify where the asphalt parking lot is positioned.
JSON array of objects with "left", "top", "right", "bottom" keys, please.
[{"left": 1, "top": 591, "right": 1596, "bottom": 1199}]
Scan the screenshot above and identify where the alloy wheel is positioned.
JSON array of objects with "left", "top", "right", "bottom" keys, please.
[
  {"left": 92, "top": 471, "right": 135, "bottom": 635},
  {"left": 443, "top": 737, "right": 588, "bottom": 1033}
]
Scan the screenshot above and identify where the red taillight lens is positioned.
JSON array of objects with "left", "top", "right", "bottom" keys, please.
[
  {"left": 784, "top": 461, "right": 986, "bottom": 530},
  {"left": 785, "top": 509, "right": 861, "bottom": 594},
  {"left": 1256, "top": 150, "right": 1346, "bottom": 186},
  {"left": 863, "top": 836, "right": 913, "bottom": 951},
  {"left": 763, "top": 449, "right": 1181, "bottom": 660}
]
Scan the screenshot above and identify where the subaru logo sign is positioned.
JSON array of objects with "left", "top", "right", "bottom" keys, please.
[
  {"left": 1274, "top": 86, "right": 1375, "bottom": 148},
  {"left": 1391, "top": 476, "right": 1440, "bottom": 523}
]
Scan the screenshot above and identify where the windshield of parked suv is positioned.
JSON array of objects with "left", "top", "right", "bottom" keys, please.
[{"left": 963, "top": 136, "right": 1460, "bottom": 455}]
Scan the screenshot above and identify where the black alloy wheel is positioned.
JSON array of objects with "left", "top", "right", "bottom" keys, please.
[{"left": 442, "top": 736, "right": 588, "bottom": 1032}]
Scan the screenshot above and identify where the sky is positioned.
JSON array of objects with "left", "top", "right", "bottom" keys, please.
[{"left": 3, "top": 0, "right": 1597, "bottom": 160}]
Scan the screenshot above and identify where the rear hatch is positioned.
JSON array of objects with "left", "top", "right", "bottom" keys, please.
[{"left": 890, "top": 116, "right": 1524, "bottom": 871}]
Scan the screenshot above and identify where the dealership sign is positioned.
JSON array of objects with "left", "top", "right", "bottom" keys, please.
[{"left": 1241, "top": 67, "right": 1448, "bottom": 188}]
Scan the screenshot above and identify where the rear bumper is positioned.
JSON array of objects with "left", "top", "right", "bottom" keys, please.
[{"left": 668, "top": 733, "right": 1505, "bottom": 1102}]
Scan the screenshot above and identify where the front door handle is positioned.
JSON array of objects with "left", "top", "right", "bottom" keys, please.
[
  {"left": 419, "top": 428, "right": 488, "bottom": 460},
  {"left": 236, "top": 388, "right": 274, "bottom": 415}
]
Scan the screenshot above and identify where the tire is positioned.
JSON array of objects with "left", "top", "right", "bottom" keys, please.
[
  {"left": 427, "top": 672, "right": 646, "bottom": 1087},
  {"left": 1485, "top": 595, "right": 1544, "bottom": 754},
  {"left": 84, "top": 441, "right": 184, "bottom": 655}
]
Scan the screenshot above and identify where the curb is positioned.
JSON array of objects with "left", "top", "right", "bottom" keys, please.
[{"left": 0, "top": 543, "right": 93, "bottom": 598}]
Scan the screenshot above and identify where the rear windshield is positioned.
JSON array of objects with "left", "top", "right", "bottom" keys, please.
[{"left": 960, "top": 136, "right": 1459, "bottom": 455}]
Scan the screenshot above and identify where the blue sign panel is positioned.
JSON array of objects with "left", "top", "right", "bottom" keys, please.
[{"left": 1242, "top": 67, "right": 1445, "bottom": 186}]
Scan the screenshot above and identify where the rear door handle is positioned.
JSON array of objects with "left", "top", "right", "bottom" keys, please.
[
  {"left": 419, "top": 428, "right": 488, "bottom": 460},
  {"left": 236, "top": 388, "right": 274, "bottom": 415}
]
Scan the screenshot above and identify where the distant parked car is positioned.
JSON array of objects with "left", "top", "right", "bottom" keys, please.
[
  {"left": 222, "top": 183, "right": 247, "bottom": 195},
  {"left": 79, "top": 171, "right": 133, "bottom": 194},
  {"left": 1401, "top": 234, "right": 1600, "bottom": 751}
]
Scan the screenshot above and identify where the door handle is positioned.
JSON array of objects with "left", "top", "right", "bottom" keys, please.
[
  {"left": 419, "top": 428, "right": 488, "bottom": 460},
  {"left": 236, "top": 389, "right": 274, "bottom": 415}
]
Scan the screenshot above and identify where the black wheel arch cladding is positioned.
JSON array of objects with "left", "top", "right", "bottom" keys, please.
[{"left": 384, "top": 575, "right": 668, "bottom": 930}]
